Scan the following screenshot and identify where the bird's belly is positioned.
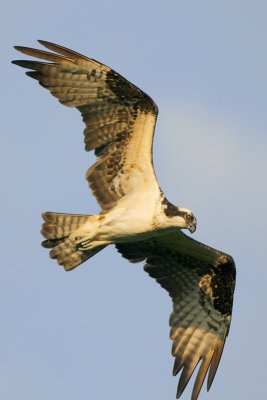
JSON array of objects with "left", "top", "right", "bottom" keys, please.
[
  {"left": 80, "top": 189, "right": 172, "bottom": 244},
  {"left": 97, "top": 202, "right": 172, "bottom": 243},
  {"left": 99, "top": 209, "right": 154, "bottom": 240}
]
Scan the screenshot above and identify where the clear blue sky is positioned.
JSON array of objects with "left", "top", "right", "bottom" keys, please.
[{"left": 2, "top": 1, "right": 267, "bottom": 399}]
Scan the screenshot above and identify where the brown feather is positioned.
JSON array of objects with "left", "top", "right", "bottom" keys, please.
[
  {"left": 116, "top": 232, "right": 236, "bottom": 400},
  {"left": 13, "top": 41, "right": 158, "bottom": 211},
  {"left": 40, "top": 212, "right": 105, "bottom": 271},
  {"left": 191, "top": 349, "right": 214, "bottom": 400}
]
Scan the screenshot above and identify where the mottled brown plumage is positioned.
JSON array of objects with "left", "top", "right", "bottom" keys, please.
[
  {"left": 41, "top": 212, "right": 106, "bottom": 270},
  {"left": 13, "top": 41, "right": 236, "bottom": 399},
  {"left": 13, "top": 40, "right": 158, "bottom": 211},
  {"left": 117, "top": 232, "right": 235, "bottom": 399}
]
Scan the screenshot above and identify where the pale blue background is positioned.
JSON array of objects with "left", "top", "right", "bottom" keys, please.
[{"left": 2, "top": 1, "right": 267, "bottom": 399}]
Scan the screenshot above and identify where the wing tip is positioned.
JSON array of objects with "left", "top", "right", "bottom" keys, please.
[
  {"left": 37, "top": 39, "right": 47, "bottom": 45},
  {"left": 37, "top": 39, "right": 59, "bottom": 50},
  {"left": 13, "top": 45, "right": 26, "bottom": 52},
  {"left": 207, "top": 341, "right": 225, "bottom": 391}
]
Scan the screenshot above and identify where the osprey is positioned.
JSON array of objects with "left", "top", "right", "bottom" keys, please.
[{"left": 13, "top": 41, "right": 236, "bottom": 400}]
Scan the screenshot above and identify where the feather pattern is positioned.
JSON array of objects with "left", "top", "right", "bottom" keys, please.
[
  {"left": 12, "top": 41, "right": 159, "bottom": 211},
  {"left": 41, "top": 212, "right": 106, "bottom": 271},
  {"left": 116, "top": 232, "right": 236, "bottom": 400},
  {"left": 13, "top": 41, "right": 236, "bottom": 399}
]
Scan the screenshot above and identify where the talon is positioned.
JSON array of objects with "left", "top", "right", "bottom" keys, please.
[
  {"left": 76, "top": 238, "right": 92, "bottom": 250},
  {"left": 81, "top": 239, "right": 91, "bottom": 247}
]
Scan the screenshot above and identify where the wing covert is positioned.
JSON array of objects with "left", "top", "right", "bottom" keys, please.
[
  {"left": 116, "top": 232, "right": 236, "bottom": 400},
  {"left": 12, "top": 41, "right": 159, "bottom": 211}
]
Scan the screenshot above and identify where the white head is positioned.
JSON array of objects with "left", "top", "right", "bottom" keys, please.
[
  {"left": 161, "top": 198, "right": 197, "bottom": 233},
  {"left": 177, "top": 207, "right": 197, "bottom": 233}
]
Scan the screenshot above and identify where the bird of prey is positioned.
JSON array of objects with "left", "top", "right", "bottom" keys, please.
[{"left": 12, "top": 41, "right": 236, "bottom": 400}]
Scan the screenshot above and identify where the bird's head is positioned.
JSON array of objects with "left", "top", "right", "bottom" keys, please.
[
  {"left": 168, "top": 208, "right": 197, "bottom": 233},
  {"left": 182, "top": 209, "right": 197, "bottom": 233},
  {"left": 162, "top": 199, "right": 197, "bottom": 233}
]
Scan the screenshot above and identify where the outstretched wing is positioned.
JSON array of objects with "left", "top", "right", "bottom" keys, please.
[
  {"left": 116, "top": 232, "right": 236, "bottom": 400},
  {"left": 12, "top": 41, "right": 159, "bottom": 211}
]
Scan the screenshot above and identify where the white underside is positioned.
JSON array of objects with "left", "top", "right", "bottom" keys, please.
[{"left": 69, "top": 188, "right": 185, "bottom": 250}]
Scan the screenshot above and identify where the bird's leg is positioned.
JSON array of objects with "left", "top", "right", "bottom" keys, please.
[
  {"left": 76, "top": 238, "right": 112, "bottom": 251},
  {"left": 69, "top": 232, "right": 111, "bottom": 251}
]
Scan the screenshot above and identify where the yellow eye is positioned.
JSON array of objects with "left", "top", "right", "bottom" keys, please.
[{"left": 186, "top": 214, "right": 193, "bottom": 222}]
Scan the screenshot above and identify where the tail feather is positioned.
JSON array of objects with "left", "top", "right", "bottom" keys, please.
[
  {"left": 41, "top": 212, "right": 91, "bottom": 239},
  {"left": 41, "top": 238, "right": 65, "bottom": 249},
  {"left": 41, "top": 211, "right": 105, "bottom": 271}
]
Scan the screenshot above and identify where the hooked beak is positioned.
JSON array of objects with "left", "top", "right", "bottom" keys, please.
[{"left": 189, "top": 219, "right": 197, "bottom": 234}]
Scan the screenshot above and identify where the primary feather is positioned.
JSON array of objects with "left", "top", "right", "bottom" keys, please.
[{"left": 13, "top": 41, "right": 236, "bottom": 399}]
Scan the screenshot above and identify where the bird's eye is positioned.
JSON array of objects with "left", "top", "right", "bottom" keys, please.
[{"left": 186, "top": 214, "right": 193, "bottom": 222}]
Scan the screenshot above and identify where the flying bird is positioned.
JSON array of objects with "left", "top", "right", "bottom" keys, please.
[{"left": 12, "top": 41, "right": 236, "bottom": 400}]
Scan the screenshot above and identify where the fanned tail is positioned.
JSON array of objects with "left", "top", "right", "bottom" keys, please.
[{"left": 41, "top": 212, "right": 105, "bottom": 271}]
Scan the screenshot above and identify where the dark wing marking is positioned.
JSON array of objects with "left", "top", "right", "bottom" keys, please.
[
  {"left": 116, "top": 232, "right": 236, "bottom": 400},
  {"left": 12, "top": 41, "right": 159, "bottom": 211}
]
